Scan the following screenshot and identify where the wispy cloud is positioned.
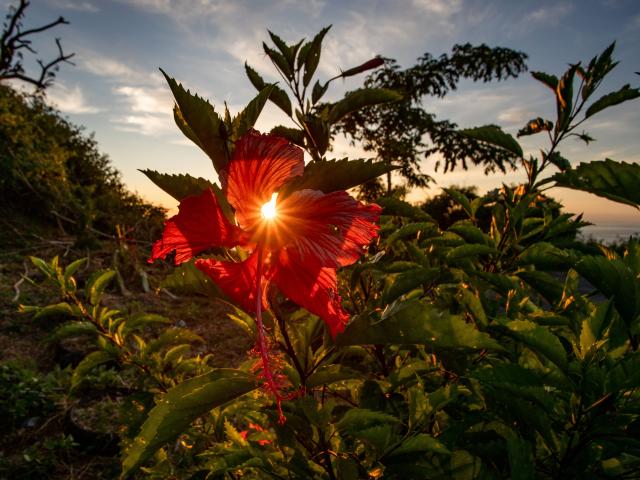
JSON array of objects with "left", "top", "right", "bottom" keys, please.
[
  {"left": 522, "top": 2, "right": 574, "bottom": 27},
  {"left": 114, "top": 86, "right": 170, "bottom": 114},
  {"left": 47, "top": 0, "right": 99, "bottom": 12},
  {"left": 112, "top": 112, "right": 174, "bottom": 136},
  {"left": 79, "top": 52, "right": 162, "bottom": 85},
  {"left": 46, "top": 84, "right": 100, "bottom": 114}
]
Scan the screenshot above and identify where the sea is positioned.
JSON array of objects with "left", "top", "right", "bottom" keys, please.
[{"left": 578, "top": 224, "right": 640, "bottom": 245}]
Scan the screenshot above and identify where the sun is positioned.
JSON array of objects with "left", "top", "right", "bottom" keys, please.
[{"left": 260, "top": 192, "right": 278, "bottom": 220}]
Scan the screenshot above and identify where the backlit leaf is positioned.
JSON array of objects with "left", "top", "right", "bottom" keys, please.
[
  {"left": 461, "top": 125, "right": 523, "bottom": 157},
  {"left": 121, "top": 369, "right": 256, "bottom": 478},
  {"left": 327, "top": 88, "right": 402, "bottom": 124},
  {"left": 585, "top": 84, "right": 640, "bottom": 118}
]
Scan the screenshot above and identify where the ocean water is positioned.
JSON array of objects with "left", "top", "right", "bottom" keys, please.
[{"left": 579, "top": 224, "right": 640, "bottom": 244}]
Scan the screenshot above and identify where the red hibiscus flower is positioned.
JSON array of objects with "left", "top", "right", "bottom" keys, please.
[{"left": 149, "top": 130, "right": 381, "bottom": 419}]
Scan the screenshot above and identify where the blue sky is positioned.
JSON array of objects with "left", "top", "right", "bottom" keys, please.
[{"left": 6, "top": 0, "right": 640, "bottom": 226}]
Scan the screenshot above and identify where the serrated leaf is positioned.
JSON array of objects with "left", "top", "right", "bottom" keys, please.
[
  {"left": 244, "top": 62, "right": 266, "bottom": 91},
  {"left": 121, "top": 369, "right": 256, "bottom": 478},
  {"left": 503, "top": 320, "right": 567, "bottom": 371},
  {"left": 303, "top": 26, "right": 331, "bottom": 87},
  {"left": 263, "top": 42, "right": 292, "bottom": 79},
  {"left": 580, "top": 300, "right": 614, "bottom": 355},
  {"left": 327, "top": 88, "right": 402, "bottom": 124},
  {"left": 85, "top": 270, "right": 115, "bottom": 306},
  {"left": 280, "top": 158, "right": 398, "bottom": 197},
  {"left": 267, "top": 30, "right": 293, "bottom": 67},
  {"left": 461, "top": 125, "right": 523, "bottom": 157},
  {"left": 71, "top": 350, "right": 113, "bottom": 390},
  {"left": 585, "top": 84, "right": 640, "bottom": 118},
  {"left": 338, "top": 299, "right": 503, "bottom": 350},
  {"left": 139, "top": 170, "right": 214, "bottom": 201},
  {"left": 311, "top": 80, "right": 328, "bottom": 104},
  {"left": 551, "top": 159, "right": 640, "bottom": 208},
  {"left": 161, "top": 69, "right": 228, "bottom": 172},
  {"left": 231, "top": 85, "right": 275, "bottom": 140}
]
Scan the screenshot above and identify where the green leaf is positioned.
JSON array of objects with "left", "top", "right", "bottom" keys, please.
[
  {"left": 338, "top": 299, "right": 503, "bottom": 350},
  {"left": 303, "top": 26, "right": 331, "bottom": 87},
  {"left": 52, "top": 321, "right": 98, "bottom": 342},
  {"left": 311, "top": 80, "right": 328, "bottom": 104},
  {"left": 270, "top": 125, "right": 305, "bottom": 147},
  {"left": 389, "top": 433, "right": 450, "bottom": 456},
  {"left": 64, "top": 258, "right": 86, "bottom": 281},
  {"left": 376, "top": 198, "right": 435, "bottom": 222},
  {"left": 231, "top": 85, "right": 276, "bottom": 140},
  {"left": 306, "top": 365, "right": 361, "bottom": 388},
  {"left": 446, "top": 244, "right": 496, "bottom": 261},
  {"left": 386, "top": 222, "right": 438, "bottom": 244},
  {"left": 579, "top": 300, "right": 614, "bottom": 355},
  {"left": 33, "top": 302, "right": 76, "bottom": 320},
  {"left": 84, "top": 270, "right": 115, "bottom": 306},
  {"left": 139, "top": 170, "right": 214, "bottom": 201},
  {"left": 382, "top": 267, "right": 439, "bottom": 304},
  {"left": 263, "top": 42, "right": 292, "bottom": 79},
  {"left": 506, "top": 434, "right": 535, "bottom": 480},
  {"left": 160, "top": 69, "right": 228, "bottom": 172},
  {"left": 336, "top": 408, "right": 399, "bottom": 435},
  {"left": 121, "top": 369, "right": 256, "bottom": 478},
  {"left": 327, "top": 88, "right": 402, "bottom": 124},
  {"left": 531, "top": 71, "right": 558, "bottom": 92},
  {"left": 71, "top": 350, "right": 113, "bottom": 390},
  {"left": 244, "top": 62, "right": 266, "bottom": 91},
  {"left": 547, "top": 151, "right": 571, "bottom": 171},
  {"left": 443, "top": 188, "right": 473, "bottom": 217},
  {"left": 267, "top": 30, "right": 294, "bottom": 67},
  {"left": 144, "top": 328, "right": 203, "bottom": 354},
  {"left": 606, "top": 353, "right": 640, "bottom": 392},
  {"left": 503, "top": 320, "right": 567, "bottom": 371},
  {"left": 585, "top": 84, "right": 640, "bottom": 118},
  {"left": 461, "top": 125, "right": 523, "bottom": 157},
  {"left": 280, "top": 158, "right": 398, "bottom": 197},
  {"left": 551, "top": 159, "right": 640, "bottom": 208}
]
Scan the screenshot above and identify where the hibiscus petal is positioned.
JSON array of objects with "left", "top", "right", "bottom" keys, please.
[
  {"left": 195, "top": 252, "right": 262, "bottom": 314},
  {"left": 225, "top": 130, "right": 303, "bottom": 230},
  {"left": 275, "top": 189, "right": 382, "bottom": 268},
  {"left": 149, "top": 189, "right": 245, "bottom": 265},
  {"left": 270, "top": 248, "right": 350, "bottom": 338}
]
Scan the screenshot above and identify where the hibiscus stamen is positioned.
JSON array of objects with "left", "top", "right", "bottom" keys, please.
[
  {"left": 260, "top": 192, "right": 278, "bottom": 220},
  {"left": 254, "top": 248, "right": 286, "bottom": 423}
]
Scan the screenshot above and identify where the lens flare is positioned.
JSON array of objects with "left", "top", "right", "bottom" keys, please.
[{"left": 260, "top": 192, "right": 278, "bottom": 220}]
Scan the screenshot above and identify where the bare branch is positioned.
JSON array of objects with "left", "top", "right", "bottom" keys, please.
[{"left": 1, "top": 0, "right": 74, "bottom": 90}]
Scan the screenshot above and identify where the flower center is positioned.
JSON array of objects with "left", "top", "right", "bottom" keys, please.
[{"left": 260, "top": 192, "right": 278, "bottom": 220}]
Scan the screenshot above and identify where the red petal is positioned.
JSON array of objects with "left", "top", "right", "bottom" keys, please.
[
  {"left": 270, "top": 248, "right": 349, "bottom": 338},
  {"left": 149, "top": 189, "right": 245, "bottom": 265},
  {"left": 275, "top": 189, "right": 382, "bottom": 268},
  {"left": 195, "top": 252, "right": 262, "bottom": 314},
  {"left": 225, "top": 131, "right": 303, "bottom": 230}
]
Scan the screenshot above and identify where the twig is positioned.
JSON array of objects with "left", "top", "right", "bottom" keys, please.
[{"left": 12, "top": 259, "right": 29, "bottom": 302}]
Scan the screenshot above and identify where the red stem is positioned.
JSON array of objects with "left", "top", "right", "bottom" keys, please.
[{"left": 255, "top": 248, "right": 285, "bottom": 423}]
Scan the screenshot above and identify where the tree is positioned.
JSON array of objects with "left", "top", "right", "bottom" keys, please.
[
  {"left": 337, "top": 44, "right": 528, "bottom": 196},
  {"left": 1, "top": 0, "right": 74, "bottom": 90}
]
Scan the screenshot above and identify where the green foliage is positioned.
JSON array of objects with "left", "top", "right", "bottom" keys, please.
[
  {"left": 550, "top": 159, "right": 640, "bottom": 208},
  {"left": 0, "top": 84, "right": 165, "bottom": 241}
]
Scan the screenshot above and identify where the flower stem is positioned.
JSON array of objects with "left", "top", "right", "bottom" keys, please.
[{"left": 255, "top": 248, "right": 285, "bottom": 423}]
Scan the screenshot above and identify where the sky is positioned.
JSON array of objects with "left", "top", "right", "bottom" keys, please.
[{"left": 5, "top": 0, "right": 640, "bottom": 227}]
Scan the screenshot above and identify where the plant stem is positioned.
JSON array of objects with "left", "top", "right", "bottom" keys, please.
[{"left": 254, "top": 248, "right": 285, "bottom": 423}]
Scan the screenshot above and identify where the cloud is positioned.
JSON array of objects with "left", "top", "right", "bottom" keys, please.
[
  {"left": 497, "top": 107, "right": 534, "bottom": 125},
  {"left": 114, "top": 86, "right": 171, "bottom": 114},
  {"left": 46, "top": 84, "right": 100, "bottom": 113},
  {"left": 412, "top": 0, "right": 462, "bottom": 16},
  {"left": 79, "top": 52, "right": 162, "bottom": 85},
  {"left": 112, "top": 112, "right": 174, "bottom": 136},
  {"left": 522, "top": 2, "right": 574, "bottom": 26},
  {"left": 47, "top": 0, "right": 99, "bottom": 12}
]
